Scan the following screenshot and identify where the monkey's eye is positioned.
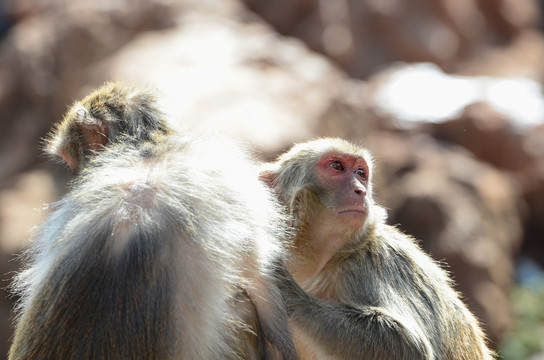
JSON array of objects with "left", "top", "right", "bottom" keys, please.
[
  {"left": 355, "top": 169, "right": 366, "bottom": 179},
  {"left": 330, "top": 161, "right": 344, "bottom": 171}
]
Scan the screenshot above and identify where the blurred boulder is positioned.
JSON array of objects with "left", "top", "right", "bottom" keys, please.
[
  {"left": 365, "top": 62, "right": 544, "bottom": 130},
  {"left": 243, "top": 0, "right": 542, "bottom": 78},
  {"left": 0, "top": 0, "right": 355, "bottom": 162},
  {"left": 457, "top": 30, "right": 544, "bottom": 81},
  {"left": 430, "top": 104, "right": 544, "bottom": 267},
  {"left": 81, "top": 0, "right": 353, "bottom": 156},
  {"left": 0, "top": 168, "right": 62, "bottom": 359},
  {"left": 367, "top": 131, "right": 523, "bottom": 347},
  {"left": 517, "top": 124, "right": 544, "bottom": 266},
  {"left": 0, "top": 0, "right": 179, "bottom": 183},
  {"left": 474, "top": 0, "right": 540, "bottom": 40},
  {"left": 431, "top": 102, "right": 533, "bottom": 171}
]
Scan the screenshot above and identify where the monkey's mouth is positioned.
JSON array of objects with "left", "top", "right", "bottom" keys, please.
[{"left": 338, "top": 209, "right": 366, "bottom": 215}]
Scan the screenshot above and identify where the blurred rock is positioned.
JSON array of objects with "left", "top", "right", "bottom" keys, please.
[
  {"left": 0, "top": 170, "right": 59, "bottom": 253},
  {"left": 431, "top": 102, "right": 533, "bottom": 171},
  {"left": 430, "top": 104, "right": 544, "bottom": 268},
  {"left": 365, "top": 62, "right": 544, "bottom": 130},
  {"left": 90, "top": 0, "right": 349, "bottom": 156},
  {"left": 0, "top": 0, "right": 353, "bottom": 163},
  {"left": 367, "top": 131, "right": 523, "bottom": 347},
  {"left": 457, "top": 31, "right": 544, "bottom": 81},
  {"left": 243, "top": 0, "right": 542, "bottom": 79},
  {"left": 518, "top": 124, "right": 544, "bottom": 266},
  {"left": 0, "top": 168, "right": 62, "bottom": 359},
  {"left": 362, "top": 63, "right": 544, "bottom": 272},
  {"left": 0, "top": 0, "right": 180, "bottom": 183},
  {"left": 474, "top": 0, "right": 540, "bottom": 40}
]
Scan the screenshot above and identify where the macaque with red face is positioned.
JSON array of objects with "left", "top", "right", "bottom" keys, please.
[{"left": 261, "top": 138, "right": 494, "bottom": 360}]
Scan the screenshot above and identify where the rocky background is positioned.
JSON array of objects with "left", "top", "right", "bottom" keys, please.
[{"left": 1, "top": 0, "right": 543, "bottom": 358}]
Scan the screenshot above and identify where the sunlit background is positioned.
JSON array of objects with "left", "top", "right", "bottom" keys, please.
[{"left": 0, "top": 0, "right": 543, "bottom": 358}]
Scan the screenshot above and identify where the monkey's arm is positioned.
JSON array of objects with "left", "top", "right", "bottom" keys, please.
[{"left": 276, "top": 266, "right": 431, "bottom": 360}]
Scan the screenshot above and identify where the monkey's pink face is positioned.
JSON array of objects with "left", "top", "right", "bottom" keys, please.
[{"left": 315, "top": 152, "right": 370, "bottom": 229}]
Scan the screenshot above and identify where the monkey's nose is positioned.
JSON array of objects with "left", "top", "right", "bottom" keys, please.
[{"left": 354, "top": 188, "right": 366, "bottom": 196}]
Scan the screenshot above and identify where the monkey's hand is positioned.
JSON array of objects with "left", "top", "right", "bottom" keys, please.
[
  {"left": 274, "top": 262, "right": 432, "bottom": 359},
  {"left": 273, "top": 261, "right": 312, "bottom": 315}
]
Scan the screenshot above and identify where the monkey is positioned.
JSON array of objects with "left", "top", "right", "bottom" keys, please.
[
  {"left": 260, "top": 138, "right": 495, "bottom": 360},
  {"left": 9, "top": 82, "right": 298, "bottom": 360}
]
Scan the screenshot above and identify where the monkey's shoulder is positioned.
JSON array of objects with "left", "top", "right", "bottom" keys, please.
[
  {"left": 344, "top": 224, "right": 453, "bottom": 286},
  {"left": 368, "top": 225, "right": 434, "bottom": 259},
  {"left": 355, "top": 224, "right": 420, "bottom": 259}
]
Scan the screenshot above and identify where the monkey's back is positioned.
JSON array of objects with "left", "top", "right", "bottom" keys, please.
[{"left": 10, "top": 134, "right": 283, "bottom": 360}]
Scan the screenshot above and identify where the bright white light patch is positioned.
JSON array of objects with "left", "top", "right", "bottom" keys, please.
[{"left": 373, "top": 63, "right": 544, "bottom": 130}]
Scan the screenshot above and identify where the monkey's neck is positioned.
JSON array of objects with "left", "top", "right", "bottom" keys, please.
[{"left": 289, "top": 211, "right": 355, "bottom": 287}]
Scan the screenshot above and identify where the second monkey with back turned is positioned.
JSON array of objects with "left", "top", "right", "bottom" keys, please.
[
  {"left": 9, "top": 82, "right": 298, "bottom": 360},
  {"left": 262, "top": 138, "right": 495, "bottom": 359}
]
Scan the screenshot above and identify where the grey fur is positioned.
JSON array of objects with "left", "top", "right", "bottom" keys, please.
[{"left": 10, "top": 83, "right": 297, "bottom": 360}]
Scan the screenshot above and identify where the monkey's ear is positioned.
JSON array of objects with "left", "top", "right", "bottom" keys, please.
[
  {"left": 75, "top": 107, "right": 110, "bottom": 152},
  {"left": 46, "top": 104, "right": 110, "bottom": 172},
  {"left": 259, "top": 163, "right": 279, "bottom": 188}
]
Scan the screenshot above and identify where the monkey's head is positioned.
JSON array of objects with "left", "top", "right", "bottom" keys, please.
[
  {"left": 46, "top": 82, "right": 171, "bottom": 173},
  {"left": 261, "top": 138, "right": 386, "bottom": 237}
]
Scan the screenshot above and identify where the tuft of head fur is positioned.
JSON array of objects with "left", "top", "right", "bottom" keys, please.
[{"left": 45, "top": 82, "right": 172, "bottom": 172}]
